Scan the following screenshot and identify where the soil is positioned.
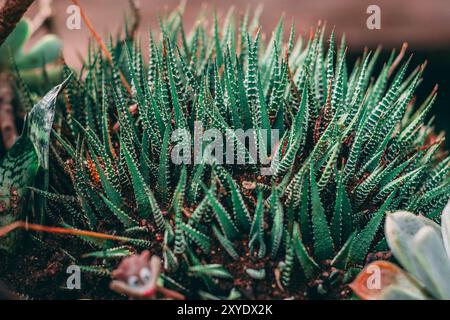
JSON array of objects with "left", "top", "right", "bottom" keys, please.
[{"left": 0, "top": 233, "right": 121, "bottom": 300}]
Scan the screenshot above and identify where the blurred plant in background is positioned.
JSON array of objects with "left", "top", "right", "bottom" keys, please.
[
  {"left": 0, "top": 18, "right": 62, "bottom": 87},
  {"left": 0, "top": 0, "right": 62, "bottom": 156}
]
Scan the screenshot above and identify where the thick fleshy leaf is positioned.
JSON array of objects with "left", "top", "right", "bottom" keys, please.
[
  {"left": 292, "top": 223, "right": 320, "bottom": 280},
  {"left": 348, "top": 192, "right": 394, "bottom": 264},
  {"left": 0, "top": 138, "right": 38, "bottom": 223},
  {"left": 411, "top": 225, "right": 450, "bottom": 299},
  {"left": 310, "top": 166, "right": 334, "bottom": 261},
  {"left": 350, "top": 261, "right": 427, "bottom": 300},
  {"left": 385, "top": 211, "right": 441, "bottom": 281},
  {"left": 25, "top": 77, "right": 70, "bottom": 168}
]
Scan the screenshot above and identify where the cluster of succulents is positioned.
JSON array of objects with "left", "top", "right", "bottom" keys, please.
[{"left": 1, "top": 4, "right": 449, "bottom": 299}]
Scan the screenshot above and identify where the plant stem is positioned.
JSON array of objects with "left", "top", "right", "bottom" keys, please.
[{"left": 0, "top": 220, "right": 134, "bottom": 243}]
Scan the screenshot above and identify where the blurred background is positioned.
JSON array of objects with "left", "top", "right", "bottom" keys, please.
[{"left": 23, "top": 0, "right": 450, "bottom": 142}]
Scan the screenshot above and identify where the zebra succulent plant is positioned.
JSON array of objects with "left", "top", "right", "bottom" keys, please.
[
  {"left": 351, "top": 200, "right": 450, "bottom": 300},
  {"left": 1, "top": 5, "right": 450, "bottom": 299}
]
